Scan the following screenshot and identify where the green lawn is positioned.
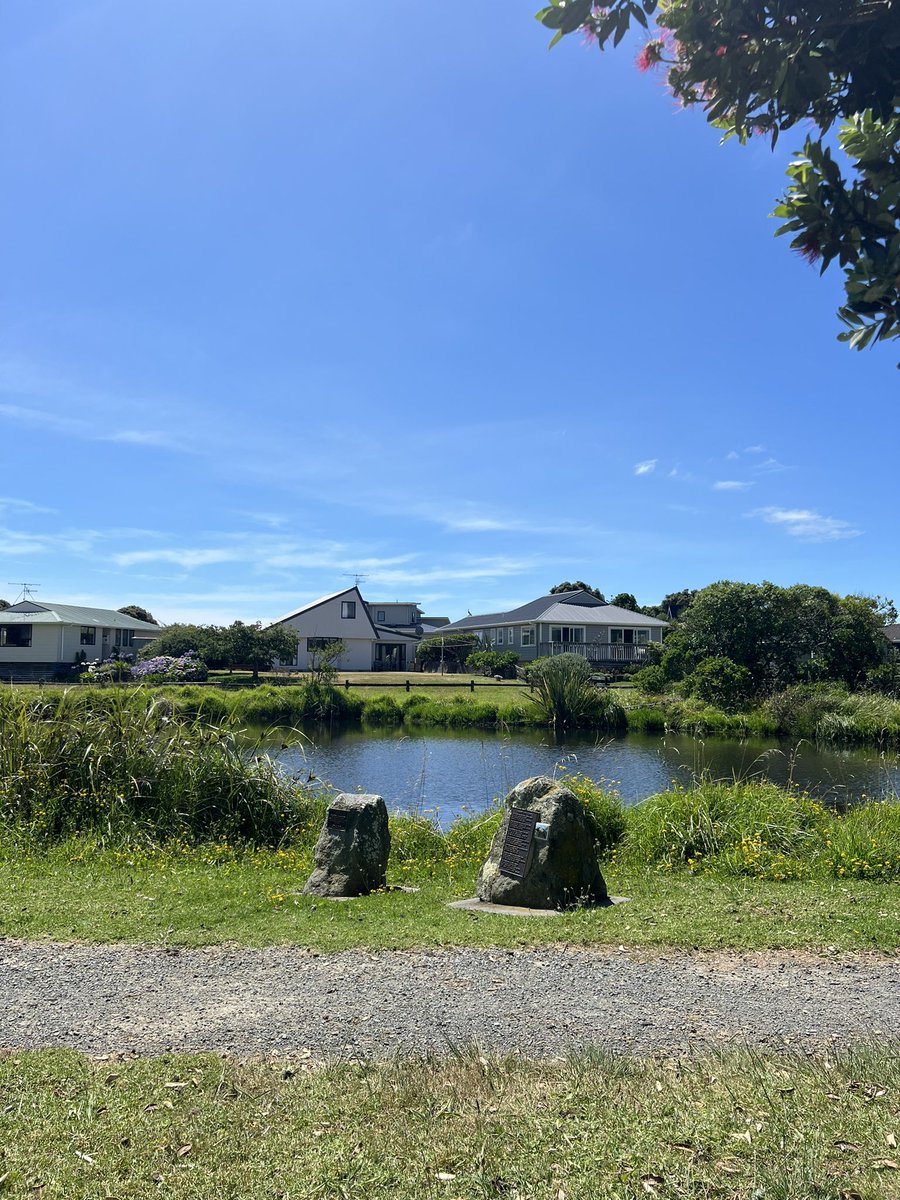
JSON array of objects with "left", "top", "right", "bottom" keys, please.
[
  {"left": 1, "top": 844, "right": 897, "bottom": 952},
  {"left": 1, "top": 1047, "right": 897, "bottom": 1199}
]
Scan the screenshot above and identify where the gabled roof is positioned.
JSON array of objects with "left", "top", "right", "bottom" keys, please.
[
  {"left": 444, "top": 590, "right": 667, "bottom": 631},
  {"left": 0, "top": 601, "right": 160, "bottom": 631},
  {"left": 269, "top": 586, "right": 382, "bottom": 639},
  {"left": 884, "top": 624, "right": 900, "bottom": 645}
]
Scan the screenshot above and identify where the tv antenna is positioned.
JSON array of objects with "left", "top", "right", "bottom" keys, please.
[
  {"left": 8, "top": 582, "right": 40, "bottom": 602},
  {"left": 342, "top": 572, "right": 368, "bottom": 588}
]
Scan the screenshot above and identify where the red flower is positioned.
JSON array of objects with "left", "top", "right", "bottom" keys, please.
[
  {"left": 636, "top": 39, "right": 665, "bottom": 72},
  {"left": 795, "top": 238, "right": 822, "bottom": 265},
  {"left": 715, "top": 46, "right": 727, "bottom": 57}
]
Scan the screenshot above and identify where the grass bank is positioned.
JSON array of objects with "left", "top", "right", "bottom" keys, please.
[
  {"left": 1, "top": 1047, "right": 897, "bottom": 1199},
  {"left": 9, "top": 680, "right": 900, "bottom": 745}
]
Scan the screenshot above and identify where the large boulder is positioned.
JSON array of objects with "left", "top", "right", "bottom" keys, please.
[
  {"left": 477, "top": 776, "right": 607, "bottom": 910},
  {"left": 303, "top": 793, "right": 390, "bottom": 898}
]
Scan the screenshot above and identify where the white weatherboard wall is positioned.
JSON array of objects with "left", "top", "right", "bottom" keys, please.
[
  {"left": 280, "top": 590, "right": 378, "bottom": 671},
  {"left": 0, "top": 625, "right": 62, "bottom": 665}
]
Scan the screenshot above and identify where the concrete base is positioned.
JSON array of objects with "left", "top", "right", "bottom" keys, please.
[{"left": 448, "top": 896, "right": 629, "bottom": 918}]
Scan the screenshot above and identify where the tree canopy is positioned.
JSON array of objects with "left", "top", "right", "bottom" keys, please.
[
  {"left": 549, "top": 581, "right": 606, "bottom": 600},
  {"left": 650, "top": 579, "right": 892, "bottom": 691},
  {"left": 117, "top": 604, "right": 157, "bottom": 625},
  {"left": 537, "top": 0, "right": 900, "bottom": 354}
]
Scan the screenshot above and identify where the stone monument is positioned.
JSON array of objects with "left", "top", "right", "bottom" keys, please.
[
  {"left": 476, "top": 775, "right": 608, "bottom": 910},
  {"left": 303, "top": 793, "right": 390, "bottom": 898}
]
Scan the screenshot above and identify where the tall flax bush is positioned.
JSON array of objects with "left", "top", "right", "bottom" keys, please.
[
  {"left": 0, "top": 689, "right": 324, "bottom": 845},
  {"left": 528, "top": 655, "right": 626, "bottom": 731}
]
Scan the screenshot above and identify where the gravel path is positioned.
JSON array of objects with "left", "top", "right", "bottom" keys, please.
[{"left": 1, "top": 941, "right": 896, "bottom": 1059}]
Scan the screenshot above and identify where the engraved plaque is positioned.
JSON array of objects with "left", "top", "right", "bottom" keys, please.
[
  {"left": 326, "top": 807, "right": 351, "bottom": 831},
  {"left": 498, "top": 808, "right": 538, "bottom": 879}
]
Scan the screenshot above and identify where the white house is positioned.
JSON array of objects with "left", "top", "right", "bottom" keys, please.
[
  {"left": 0, "top": 600, "right": 162, "bottom": 682},
  {"left": 269, "top": 587, "right": 421, "bottom": 672}
]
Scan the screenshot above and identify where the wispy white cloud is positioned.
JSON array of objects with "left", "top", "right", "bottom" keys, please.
[
  {"left": 750, "top": 507, "right": 861, "bottom": 542},
  {"left": 0, "top": 496, "right": 56, "bottom": 516},
  {"left": 0, "top": 401, "right": 189, "bottom": 453},
  {"left": 713, "top": 480, "right": 753, "bottom": 491},
  {"left": 634, "top": 459, "right": 657, "bottom": 476},
  {"left": 752, "top": 456, "right": 790, "bottom": 475},
  {"left": 725, "top": 450, "right": 739, "bottom": 461},
  {"left": 744, "top": 444, "right": 766, "bottom": 454},
  {"left": 668, "top": 467, "right": 693, "bottom": 481}
]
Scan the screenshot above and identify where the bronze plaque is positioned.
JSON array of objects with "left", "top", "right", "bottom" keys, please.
[
  {"left": 326, "top": 807, "right": 351, "bottom": 831},
  {"left": 498, "top": 808, "right": 537, "bottom": 879}
]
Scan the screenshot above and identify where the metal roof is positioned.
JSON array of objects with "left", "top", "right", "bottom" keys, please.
[
  {"left": 444, "top": 591, "right": 667, "bottom": 630},
  {"left": 0, "top": 602, "right": 160, "bottom": 631}
]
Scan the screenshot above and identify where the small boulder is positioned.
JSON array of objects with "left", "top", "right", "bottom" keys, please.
[
  {"left": 303, "top": 793, "right": 390, "bottom": 898},
  {"left": 477, "top": 775, "right": 607, "bottom": 910}
]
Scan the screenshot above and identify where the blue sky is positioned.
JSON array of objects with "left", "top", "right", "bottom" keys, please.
[{"left": 1, "top": 1, "right": 895, "bottom": 626}]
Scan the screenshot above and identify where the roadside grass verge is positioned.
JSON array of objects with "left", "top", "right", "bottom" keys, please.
[{"left": 1, "top": 1047, "right": 897, "bottom": 1200}]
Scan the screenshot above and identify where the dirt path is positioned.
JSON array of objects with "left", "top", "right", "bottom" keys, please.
[{"left": 1, "top": 940, "right": 896, "bottom": 1058}]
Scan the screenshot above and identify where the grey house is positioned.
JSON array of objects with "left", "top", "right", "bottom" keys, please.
[{"left": 442, "top": 589, "right": 668, "bottom": 665}]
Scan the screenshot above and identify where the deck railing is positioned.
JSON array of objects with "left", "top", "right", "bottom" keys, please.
[{"left": 537, "top": 641, "right": 651, "bottom": 663}]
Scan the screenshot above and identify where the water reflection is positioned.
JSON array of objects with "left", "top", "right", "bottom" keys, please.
[{"left": 257, "top": 727, "right": 900, "bottom": 827}]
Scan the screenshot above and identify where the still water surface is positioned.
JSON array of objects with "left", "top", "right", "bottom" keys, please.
[{"left": 260, "top": 727, "right": 900, "bottom": 826}]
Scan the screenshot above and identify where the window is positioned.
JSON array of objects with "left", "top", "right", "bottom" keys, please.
[
  {"left": 611, "top": 629, "right": 641, "bottom": 644},
  {"left": 635, "top": 629, "right": 649, "bottom": 644},
  {"left": 376, "top": 610, "right": 385, "bottom": 622},
  {"left": 80, "top": 626, "right": 96, "bottom": 646},
  {"left": 0, "top": 624, "right": 32, "bottom": 648},
  {"left": 496, "top": 628, "right": 504, "bottom": 645},
  {"left": 521, "top": 626, "right": 535, "bottom": 647},
  {"left": 308, "top": 637, "right": 334, "bottom": 651},
  {"left": 489, "top": 628, "right": 497, "bottom": 644},
  {"left": 507, "top": 627, "right": 514, "bottom": 645},
  {"left": 341, "top": 601, "right": 356, "bottom": 619},
  {"left": 119, "top": 630, "right": 134, "bottom": 648},
  {"left": 550, "top": 626, "right": 584, "bottom": 644}
]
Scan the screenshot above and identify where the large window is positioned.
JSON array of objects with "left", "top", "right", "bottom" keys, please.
[
  {"left": 521, "top": 626, "right": 535, "bottom": 647},
  {"left": 376, "top": 610, "right": 386, "bottom": 622},
  {"left": 80, "top": 626, "right": 96, "bottom": 646},
  {"left": 0, "top": 624, "right": 32, "bottom": 647},
  {"left": 341, "top": 601, "right": 356, "bottom": 619},
  {"left": 610, "top": 628, "right": 648, "bottom": 645},
  {"left": 550, "top": 626, "right": 584, "bottom": 644},
  {"left": 506, "top": 627, "right": 514, "bottom": 645}
]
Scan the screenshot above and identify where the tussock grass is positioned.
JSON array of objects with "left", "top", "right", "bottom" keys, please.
[{"left": 0, "top": 1047, "right": 897, "bottom": 1199}]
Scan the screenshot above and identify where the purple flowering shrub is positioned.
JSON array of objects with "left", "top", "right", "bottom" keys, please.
[
  {"left": 81, "top": 651, "right": 208, "bottom": 684},
  {"left": 130, "top": 652, "right": 208, "bottom": 683}
]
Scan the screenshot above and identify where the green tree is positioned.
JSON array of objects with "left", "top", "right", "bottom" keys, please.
[
  {"left": 537, "top": 0, "right": 900, "bottom": 354},
  {"left": 0, "top": 599, "right": 9, "bottom": 611},
  {"left": 610, "top": 592, "right": 638, "bottom": 611},
  {"left": 222, "top": 622, "right": 299, "bottom": 682},
  {"left": 138, "top": 624, "right": 221, "bottom": 663},
  {"left": 657, "top": 580, "right": 889, "bottom": 693},
  {"left": 549, "top": 581, "right": 606, "bottom": 600},
  {"left": 117, "top": 604, "right": 158, "bottom": 625}
]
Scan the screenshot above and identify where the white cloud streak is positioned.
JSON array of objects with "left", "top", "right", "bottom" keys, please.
[
  {"left": 634, "top": 459, "right": 657, "bottom": 476},
  {"left": 713, "top": 480, "right": 753, "bottom": 491},
  {"left": 750, "top": 507, "right": 862, "bottom": 542}
]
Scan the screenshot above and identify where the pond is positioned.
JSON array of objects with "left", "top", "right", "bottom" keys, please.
[{"left": 259, "top": 727, "right": 900, "bottom": 826}]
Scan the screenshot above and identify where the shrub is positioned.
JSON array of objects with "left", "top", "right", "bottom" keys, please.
[
  {"left": 130, "top": 652, "right": 208, "bottom": 684},
  {"left": 682, "top": 656, "right": 753, "bottom": 712},
  {"left": 632, "top": 663, "right": 669, "bottom": 694},
  {"left": 465, "top": 650, "right": 519, "bottom": 678}
]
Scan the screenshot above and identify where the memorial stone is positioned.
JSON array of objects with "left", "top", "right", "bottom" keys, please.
[
  {"left": 477, "top": 775, "right": 608, "bottom": 909},
  {"left": 303, "top": 793, "right": 389, "bottom": 898}
]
